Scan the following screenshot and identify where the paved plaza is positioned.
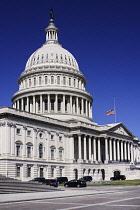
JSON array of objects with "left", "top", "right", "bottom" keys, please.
[{"left": 0, "top": 185, "right": 140, "bottom": 209}]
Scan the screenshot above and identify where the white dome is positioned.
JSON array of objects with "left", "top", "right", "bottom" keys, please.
[{"left": 25, "top": 42, "right": 79, "bottom": 71}]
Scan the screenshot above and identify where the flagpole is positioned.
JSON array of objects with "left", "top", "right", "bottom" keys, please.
[{"left": 114, "top": 97, "right": 116, "bottom": 123}]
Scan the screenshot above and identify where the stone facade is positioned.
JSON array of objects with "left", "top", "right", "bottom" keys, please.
[{"left": 0, "top": 13, "right": 140, "bottom": 181}]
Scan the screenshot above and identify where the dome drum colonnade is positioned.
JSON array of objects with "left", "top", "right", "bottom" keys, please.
[
  {"left": 72, "top": 134, "right": 135, "bottom": 164},
  {"left": 12, "top": 14, "right": 93, "bottom": 121}
]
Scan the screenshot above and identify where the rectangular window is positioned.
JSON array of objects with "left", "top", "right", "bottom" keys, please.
[
  {"left": 27, "top": 130, "right": 31, "bottom": 136},
  {"left": 16, "top": 145, "right": 20, "bottom": 156},
  {"left": 17, "top": 128, "right": 21, "bottom": 135},
  {"left": 60, "top": 168, "right": 62, "bottom": 177},
  {"left": 51, "top": 168, "right": 54, "bottom": 178},
  {"left": 51, "top": 149, "right": 54, "bottom": 160},
  {"left": 16, "top": 166, "right": 20, "bottom": 177},
  {"left": 51, "top": 134, "right": 54, "bottom": 140},
  {"left": 59, "top": 136, "right": 62, "bottom": 142},
  {"left": 27, "top": 167, "right": 31, "bottom": 177},
  {"left": 59, "top": 150, "right": 62, "bottom": 160},
  {"left": 40, "top": 168, "right": 44, "bottom": 177}
]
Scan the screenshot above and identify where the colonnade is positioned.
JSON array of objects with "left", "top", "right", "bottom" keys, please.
[
  {"left": 13, "top": 94, "right": 92, "bottom": 118},
  {"left": 73, "top": 134, "right": 136, "bottom": 164}
]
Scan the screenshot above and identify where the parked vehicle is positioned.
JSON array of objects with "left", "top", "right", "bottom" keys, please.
[
  {"left": 55, "top": 177, "right": 68, "bottom": 184},
  {"left": 81, "top": 176, "right": 92, "bottom": 182},
  {"left": 29, "top": 177, "right": 46, "bottom": 184},
  {"left": 45, "top": 179, "right": 58, "bottom": 187},
  {"left": 110, "top": 175, "right": 126, "bottom": 181},
  {"left": 64, "top": 179, "right": 87, "bottom": 188}
]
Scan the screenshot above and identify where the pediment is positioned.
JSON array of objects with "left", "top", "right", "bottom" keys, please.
[{"left": 108, "top": 123, "right": 133, "bottom": 137}]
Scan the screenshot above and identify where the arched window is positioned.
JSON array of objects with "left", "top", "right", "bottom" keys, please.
[
  {"left": 50, "top": 146, "right": 56, "bottom": 160},
  {"left": 63, "top": 77, "right": 66, "bottom": 85},
  {"left": 59, "top": 147, "right": 64, "bottom": 161},
  {"left": 45, "top": 76, "right": 48, "bottom": 84},
  {"left": 39, "top": 76, "right": 41, "bottom": 85},
  {"left": 51, "top": 76, "right": 54, "bottom": 84},
  {"left": 51, "top": 98, "right": 54, "bottom": 111},
  {"left": 58, "top": 99, "right": 61, "bottom": 111},
  {"left": 39, "top": 143, "right": 43, "bottom": 158},
  {"left": 69, "top": 78, "right": 71, "bottom": 86},
  {"left": 34, "top": 77, "right": 36, "bottom": 86},
  {"left": 26, "top": 142, "right": 33, "bottom": 158},
  {"left": 74, "top": 79, "right": 76, "bottom": 87},
  {"left": 29, "top": 79, "right": 31, "bottom": 87},
  {"left": 15, "top": 141, "right": 22, "bottom": 157},
  {"left": 57, "top": 76, "right": 60, "bottom": 84}
]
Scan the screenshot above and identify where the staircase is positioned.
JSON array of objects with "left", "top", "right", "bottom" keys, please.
[{"left": 0, "top": 175, "right": 60, "bottom": 194}]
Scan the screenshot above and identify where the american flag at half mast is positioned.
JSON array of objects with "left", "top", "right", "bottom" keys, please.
[{"left": 106, "top": 109, "right": 115, "bottom": 116}]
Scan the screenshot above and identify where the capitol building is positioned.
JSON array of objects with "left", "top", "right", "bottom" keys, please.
[{"left": 0, "top": 12, "right": 140, "bottom": 181}]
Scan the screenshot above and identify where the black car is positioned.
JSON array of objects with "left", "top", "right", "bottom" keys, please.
[
  {"left": 110, "top": 175, "right": 126, "bottom": 181},
  {"left": 29, "top": 177, "right": 46, "bottom": 184},
  {"left": 45, "top": 179, "right": 58, "bottom": 187},
  {"left": 55, "top": 177, "right": 68, "bottom": 184},
  {"left": 64, "top": 179, "right": 87, "bottom": 187},
  {"left": 82, "top": 176, "right": 92, "bottom": 182}
]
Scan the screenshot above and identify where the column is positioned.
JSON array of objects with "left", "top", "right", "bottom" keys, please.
[
  {"left": 55, "top": 94, "right": 58, "bottom": 113},
  {"left": 73, "top": 97, "right": 75, "bottom": 114},
  {"left": 128, "top": 142, "right": 130, "bottom": 162},
  {"left": 78, "top": 134, "right": 82, "bottom": 160},
  {"left": 109, "top": 138, "right": 112, "bottom": 161},
  {"left": 21, "top": 98, "right": 24, "bottom": 111},
  {"left": 88, "top": 102, "right": 91, "bottom": 117},
  {"left": 84, "top": 135, "right": 87, "bottom": 160},
  {"left": 117, "top": 140, "right": 120, "bottom": 161},
  {"left": 26, "top": 97, "right": 29, "bottom": 112},
  {"left": 113, "top": 139, "right": 116, "bottom": 161},
  {"left": 17, "top": 100, "right": 19, "bottom": 109},
  {"left": 33, "top": 95, "right": 35, "bottom": 113},
  {"left": 33, "top": 128, "right": 37, "bottom": 159},
  {"left": 90, "top": 104, "right": 92, "bottom": 118},
  {"left": 121, "top": 141, "right": 124, "bottom": 161},
  {"left": 76, "top": 97, "right": 79, "bottom": 114},
  {"left": 6, "top": 123, "right": 11, "bottom": 154},
  {"left": 88, "top": 136, "right": 91, "bottom": 160},
  {"left": 69, "top": 135, "right": 74, "bottom": 162},
  {"left": 70, "top": 95, "right": 72, "bottom": 113},
  {"left": 40, "top": 95, "right": 43, "bottom": 113},
  {"left": 22, "top": 126, "right": 27, "bottom": 157},
  {"left": 48, "top": 94, "right": 50, "bottom": 113},
  {"left": 105, "top": 137, "right": 108, "bottom": 163},
  {"left": 93, "top": 137, "right": 96, "bottom": 162},
  {"left": 131, "top": 143, "right": 134, "bottom": 163},
  {"left": 124, "top": 141, "right": 127, "bottom": 161},
  {"left": 85, "top": 100, "right": 88, "bottom": 117},
  {"left": 62, "top": 95, "right": 65, "bottom": 113},
  {"left": 98, "top": 138, "right": 101, "bottom": 162},
  {"left": 36, "top": 97, "right": 38, "bottom": 113},
  {"left": 11, "top": 124, "right": 15, "bottom": 155},
  {"left": 81, "top": 98, "right": 84, "bottom": 115}
]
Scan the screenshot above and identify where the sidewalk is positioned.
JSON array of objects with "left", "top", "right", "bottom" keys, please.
[{"left": 0, "top": 187, "right": 117, "bottom": 203}]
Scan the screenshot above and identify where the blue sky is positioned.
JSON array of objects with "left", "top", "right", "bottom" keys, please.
[{"left": 0, "top": 0, "right": 140, "bottom": 139}]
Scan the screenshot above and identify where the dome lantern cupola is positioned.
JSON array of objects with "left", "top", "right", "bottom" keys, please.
[{"left": 45, "top": 9, "right": 59, "bottom": 44}]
